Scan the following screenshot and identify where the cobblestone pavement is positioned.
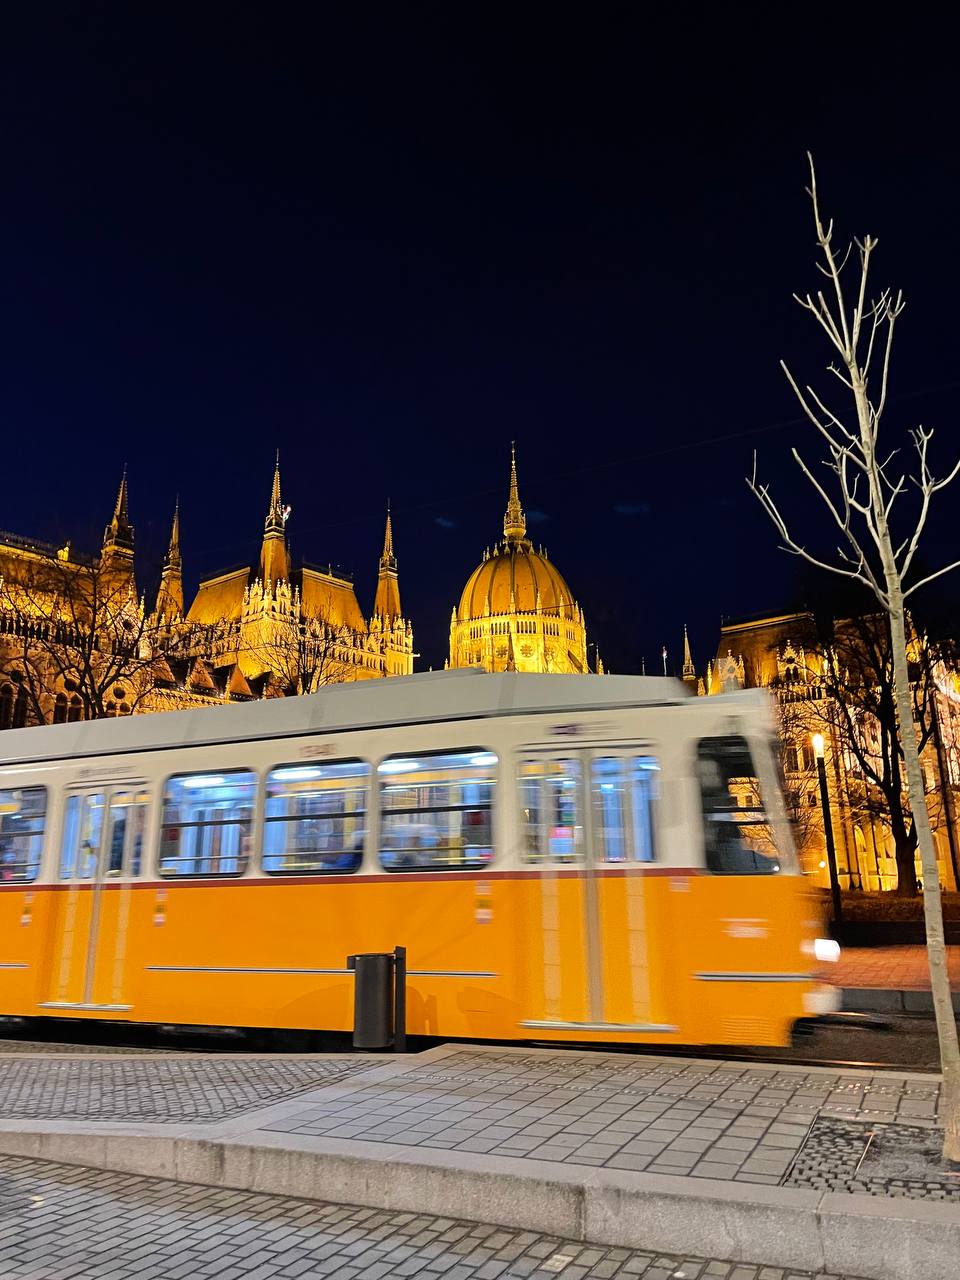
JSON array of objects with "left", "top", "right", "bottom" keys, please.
[
  {"left": 0, "top": 1056, "right": 374, "bottom": 1121},
  {"left": 0, "top": 1040, "right": 172, "bottom": 1055},
  {"left": 266, "top": 1049, "right": 942, "bottom": 1188},
  {"left": 822, "top": 945, "right": 960, "bottom": 990},
  {"left": 787, "top": 1117, "right": 960, "bottom": 1202},
  {"left": 0, "top": 1154, "right": 869, "bottom": 1280}
]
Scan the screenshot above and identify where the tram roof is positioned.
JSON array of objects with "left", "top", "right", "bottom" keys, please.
[{"left": 0, "top": 669, "right": 771, "bottom": 767}]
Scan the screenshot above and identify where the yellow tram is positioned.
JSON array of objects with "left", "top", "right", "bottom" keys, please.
[{"left": 0, "top": 670, "right": 838, "bottom": 1046}]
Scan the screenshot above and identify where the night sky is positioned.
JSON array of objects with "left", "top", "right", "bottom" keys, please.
[{"left": 4, "top": 8, "right": 960, "bottom": 674}]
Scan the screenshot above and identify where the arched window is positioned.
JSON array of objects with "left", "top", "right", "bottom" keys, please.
[
  {"left": 0, "top": 684, "right": 13, "bottom": 731},
  {"left": 53, "top": 692, "right": 68, "bottom": 724},
  {"left": 12, "top": 685, "right": 27, "bottom": 729}
]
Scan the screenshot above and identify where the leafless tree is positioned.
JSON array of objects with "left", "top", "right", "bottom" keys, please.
[
  {"left": 0, "top": 555, "right": 162, "bottom": 723},
  {"left": 748, "top": 156, "right": 960, "bottom": 1162},
  {"left": 247, "top": 615, "right": 356, "bottom": 695},
  {"left": 778, "top": 612, "right": 944, "bottom": 894}
]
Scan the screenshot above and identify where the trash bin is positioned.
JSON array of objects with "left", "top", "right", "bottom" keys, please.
[{"left": 347, "top": 948, "right": 406, "bottom": 1050}]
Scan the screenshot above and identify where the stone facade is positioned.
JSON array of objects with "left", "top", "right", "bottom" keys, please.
[
  {"left": 684, "top": 611, "right": 960, "bottom": 893},
  {"left": 0, "top": 459, "right": 413, "bottom": 728}
]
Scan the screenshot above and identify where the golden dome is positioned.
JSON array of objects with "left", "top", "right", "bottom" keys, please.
[
  {"left": 458, "top": 541, "right": 576, "bottom": 620},
  {"left": 449, "top": 446, "right": 589, "bottom": 675}
]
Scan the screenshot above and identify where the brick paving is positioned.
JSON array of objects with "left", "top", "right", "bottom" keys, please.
[
  {"left": 0, "top": 1056, "right": 373, "bottom": 1121},
  {"left": 824, "top": 945, "right": 960, "bottom": 990},
  {"left": 266, "top": 1049, "right": 941, "bottom": 1187},
  {"left": 0, "top": 1154, "right": 868, "bottom": 1279}
]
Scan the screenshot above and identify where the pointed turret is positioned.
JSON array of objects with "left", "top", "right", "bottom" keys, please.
[
  {"left": 101, "top": 466, "right": 136, "bottom": 577},
  {"left": 503, "top": 443, "right": 527, "bottom": 544},
  {"left": 373, "top": 504, "right": 402, "bottom": 623},
  {"left": 103, "top": 467, "right": 135, "bottom": 552},
  {"left": 260, "top": 452, "right": 290, "bottom": 584},
  {"left": 682, "top": 624, "right": 696, "bottom": 685},
  {"left": 155, "top": 499, "right": 184, "bottom": 621}
]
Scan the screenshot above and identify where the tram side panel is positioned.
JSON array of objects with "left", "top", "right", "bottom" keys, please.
[{"left": 132, "top": 876, "right": 523, "bottom": 1038}]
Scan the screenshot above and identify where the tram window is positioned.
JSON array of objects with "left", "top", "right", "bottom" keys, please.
[
  {"left": 159, "top": 771, "right": 255, "bottom": 877},
  {"left": 590, "top": 757, "right": 660, "bottom": 863},
  {"left": 520, "top": 758, "right": 583, "bottom": 863},
  {"left": 379, "top": 749, "right": 495, "bottom": 871},
  {"left": 263, "top": 761, "right": 368, "bottom": 874},
  {"left": 107, "top": 791, "right": 149, "bottom": 876},
  {"left": 60, "top": 793, "right": 105, "bottom": 879},
  {"left": 697, "top": 737, "right": 781, "bottom": 875},
  {"left": 0, "top": 786, "right": 46, "bottom": 883}
]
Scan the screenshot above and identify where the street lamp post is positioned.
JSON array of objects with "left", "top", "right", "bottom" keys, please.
[{"left": 812, "top": 732, "right": 843, "bottom": 927}]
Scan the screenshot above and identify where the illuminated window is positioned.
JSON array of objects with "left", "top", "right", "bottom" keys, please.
[
  {"left": 697, "top": 737, "right": 781, "bottom": 876},
  {"left": 159, "top": 771, "right": 255, "bottom": 877},
  {"left": 60, "top": 793, "right": 105, "bottom": 879},
  {"left": 263, "top": 761, "right": 368, "bottom": 874},
  {"left": 590, "top": 756, "right": 660, "bottom": 863},
  {"left": 106, "top": 791, "right": 150, "bottom": 876},
  {"left": 0, "top": 786, "right": 46, "bottom": 883},
  {"left": 520, "top": 758, "right": 583, "bottom": 863},
  {"left": 379, "top": 750, "right": 496, "bottom": 871}
]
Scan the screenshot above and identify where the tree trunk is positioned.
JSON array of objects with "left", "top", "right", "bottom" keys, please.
[
  {"left": 891, "top": 820, "right": 919, "bottom": 897},
  {"left": 889, "top": 592, "right": 960, "bottom": 1165}
]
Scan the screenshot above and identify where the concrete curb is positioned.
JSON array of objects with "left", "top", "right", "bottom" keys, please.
[
  {"left": 842, "top": 985, "right": 960, "bottom": 1014},
  {"left": 0, "top": 1123, "right": 956, "bottom": 1280}
]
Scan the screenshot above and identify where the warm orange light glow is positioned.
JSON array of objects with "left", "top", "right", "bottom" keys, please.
[{"left": 812, "top": 732, "right": 825, "bottom": 760}]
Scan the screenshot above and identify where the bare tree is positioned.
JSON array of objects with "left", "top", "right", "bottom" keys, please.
[
  {"left": 748, "top": 156, "right": 960, "bottom": 1163},
  {"left": 243, "top": 614, "right": 356, "bottom": 695},
  {"left": 788, "top": 610, "right": 944, "bottom": 895},
  {"left": 0, "top": 555, "right": 163, "bottom": 723}
]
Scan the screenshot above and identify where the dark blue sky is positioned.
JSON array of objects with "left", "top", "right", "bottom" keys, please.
[{"left": 3, "top": 7, "right": 960, "bottom": 672}]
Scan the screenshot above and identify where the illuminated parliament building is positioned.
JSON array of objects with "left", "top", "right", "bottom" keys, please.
[
  {"left": 0, "top": 458, "right": 413, "bottom": 729},
  {"left": 0, "top": 445, "right": 597, "bottom": 731}
]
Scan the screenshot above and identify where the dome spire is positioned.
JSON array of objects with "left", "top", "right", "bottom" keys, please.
[{"left": 503, "top": 442, "right": 526, "bottom": 543}]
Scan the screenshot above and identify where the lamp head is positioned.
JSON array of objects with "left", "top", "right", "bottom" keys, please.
[{"left": 812, "top": 733, "right": 825, "bottom": 760}]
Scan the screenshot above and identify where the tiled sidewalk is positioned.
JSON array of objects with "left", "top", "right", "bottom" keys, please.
[
  {"left": 263, "top": 1049, "right": 942, "bottom": 1190},
  {"left": 826, "top": 945, "right": 960, "bottom": 990},
  {"left": 0, "top": 1154, "right": 868, "bottom": 1280}
]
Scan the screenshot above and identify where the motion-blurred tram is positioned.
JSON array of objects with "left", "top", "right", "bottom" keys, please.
[{"left": 0, "top": 670, "right": 839, "bottom": 1047}]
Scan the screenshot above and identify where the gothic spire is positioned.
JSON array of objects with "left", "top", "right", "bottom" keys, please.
[
  {"left": 155, "top": 498, "right": 184, "bottom": 620},
  {"left": 374, "top": 503, "right": 402, "bottom": 622},
  {"left": 265, "top": 450, "right": 284, "bottom": 534},
  {"left": 101, "top": 465, "right": 135, "bottom": 573},
  {"left": 503, "top": 442, "right": 526, "bottom": 544},
  {"left": 682, "top": 624, "right": 696, "bottom": 683},
  {"left": 380, "top": 502, "right": 396, "bottom": 571},
  {"left": 260, "top": 451, "right": 289, "bottom": 583},
  {"left": 167, "top": 497, "right": 181, "bottom": 570},
  {"left": 103, "top": 465, "right": 135, "bottom": 553}
]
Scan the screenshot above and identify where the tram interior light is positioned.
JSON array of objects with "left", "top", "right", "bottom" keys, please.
[
  {"left": 272, "top": 767, "right": 325, "bottom": 781},
  {"left": 181, "top": 775, "right": 226, "bottom": 789},
  {"left": 379, "top": 760, "right": 417, "bottom": 774},
  {"left": 470, "top": 753, "right": 497, "bottom": 766}
]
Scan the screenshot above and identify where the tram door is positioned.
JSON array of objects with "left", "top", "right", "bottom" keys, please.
[
  {"left": 518, "top": 750, "right": 664, "bottom": 1032},
  {"left": 41, "top": 786, "right": 148, "bottom": 1011}
]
